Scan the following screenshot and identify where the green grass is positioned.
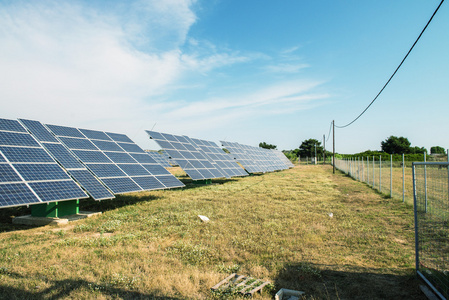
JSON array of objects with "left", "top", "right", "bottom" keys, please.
[{"left": 0, "top": 165, "right": 426, "bottom": 299}]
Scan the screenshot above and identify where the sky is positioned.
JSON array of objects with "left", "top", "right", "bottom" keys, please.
[{"left": 1, "top": 0, "right": 448, "bottom": 154}]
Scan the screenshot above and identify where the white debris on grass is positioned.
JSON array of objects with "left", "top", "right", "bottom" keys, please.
[{"left": 198, "top": 215, "right": 210, "bottom": 223}]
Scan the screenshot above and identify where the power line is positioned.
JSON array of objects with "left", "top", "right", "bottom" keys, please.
[
  {"left": 326, "top": 121, "right": 332, "bottom": 143},
  {"left": 335, "top": 0, "right": 444, "bottom": 129}
]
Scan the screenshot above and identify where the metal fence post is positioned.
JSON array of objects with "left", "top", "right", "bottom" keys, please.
[
  {"left": 402, "top": 153, "right": 405, "bottom": 203},
  {"left": 373, "top": 156, "right": 375, "bottom": 188},
  {"left": 424, "top": 152, "right": 427, "bottom": 213},
  {"left": 362, "top": 156, "right": 364, "bottom": 182},
  {"left": 412, "top": 163, "right": 419, "bottom": 273},
  {"left": 390, "top": 155, "right": 393, "bottom": 198},
  {"left": 379, "top": 155, "right": 382, "bottom": 193},
  {"left": 367, "top": 156, "right": 369, "bottom": 185}
]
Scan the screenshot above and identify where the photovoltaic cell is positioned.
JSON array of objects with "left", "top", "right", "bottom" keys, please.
[
  {"left": 0, "top": 164, "right": 22, "bottom": 182},
  {"left": 118, "top": 164, "right": 148, "bottom": 176},
  {"left": 29, "top": 180, "right": 87, "bottom": 202},
  {"left": 0, "top": 119, "right": 28, "bottom": 133},
  {"left": 131, "top": 176, "right": 165, "bottom": 190},
  {"left": 44, "top": 143, "right": 84, "bottom": 169},
  {"left": 13, "top": 164, "right": 71, "bottom": 181},
  {"left": 69, "top": 169, "right": 114, "bottom": 200},
  {"left": 0, "top": 147, "right": 55, "bottom": 163},
  {"left": 0, "top": 132, "right": 40, "bottom": 147},
  {"left": 71, "top": 150, "right": 112, "bottom": 163},
  {"left": 100, "top": 177, "right": 141, "bottom": 194},
  {"left": 118, "top": 143, "right": 145, "bottom": 153},
  {"left": 85, "top": 164, "right": 127, "bottom": 178},
  {"left": 146, "top": 152, "right": 171, "bottom": 168},
  {"left": 18, "top": 119, "right": 59, "bottom": 143},
  {"left": 104, "top": 152, "right": 136, "bottom": 163},
  {"left": 105, "top": 132, "right": 133, "bottom": 143},
  {"left": 79, "top": 129, "right": 111, "bottom": 141},
  {"left": 46, "top": 124, "right": 84, "bottom": 138},
  {"left": 58, "top": 137, "right": 97, "bottom": 150},
  {"left": 91, "top": 140, "right": 124, "bottom": 152},
  {"left": 0, "top": 183, "right": 40, "bottom": 207}
]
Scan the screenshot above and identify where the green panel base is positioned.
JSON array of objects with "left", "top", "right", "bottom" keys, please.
[
  {"left": 193, "top": 179, "right": 212, "bottom": 185},
  {"left": 31, "top": 200, "right": 80, "bottom": 218}
]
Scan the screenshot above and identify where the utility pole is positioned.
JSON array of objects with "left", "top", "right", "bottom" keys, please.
[
  {"left": 314, "top": 144, "right": 317, "bottom": 165},
  {"left": 323, "top": 134, "right": 326, "bottom": 165},
  {"left": 333, "top": 120, "right": 335, "bottom": 174}
]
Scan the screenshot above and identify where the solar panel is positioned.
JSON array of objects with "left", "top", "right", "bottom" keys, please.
[
  {"left": 146, "top": 152, "right": 172, "bottom": 168},
  {"left": 45, "top": 125, "right": 184, "bottom": 191},
  {"left": 19, "top": 119, "right": 115, "bottom": 200},
  {"left": 221, "top": 141, "right": 290, "bottom": 173},
  {"left": 146, "top": 131, "right": 235, "bottom": 181},
  {"left": 0, "top": 118, "right": 89, "bottom": 208},
  {"left": 190, "top": 138, "right": 248, "bottom": 178}
]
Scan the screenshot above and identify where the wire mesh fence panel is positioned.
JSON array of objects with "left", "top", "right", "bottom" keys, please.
[
  {"left": 413, "top": 162, "right": 449, "bottom": 299},
  {"left": 380, "top": 159, "right": 392, "bottom": 197}
]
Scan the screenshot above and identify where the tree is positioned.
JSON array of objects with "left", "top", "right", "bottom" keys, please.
[
  {"left": 430, "top": 146, "right": 446, "bottom": 155},
  {"left": 298, "top": 139, "right": 323, "bottom": 157},
  {"left": 259, "top": 142, "right": 277, "bottom": 149},
  {"left": 381, "top": 136, "right": 411, "bottom": 154},
  {"left": 410, "top": 146, "right": 427, "bottom": 154}
]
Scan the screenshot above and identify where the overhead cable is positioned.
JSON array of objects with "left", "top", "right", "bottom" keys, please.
[{"left": 335, "top": 0, "right": 444, "bottom": 129}]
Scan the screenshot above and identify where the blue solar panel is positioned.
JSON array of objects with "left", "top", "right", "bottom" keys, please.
[
  {"left": 130, "top": 153, "right": 158, "bottom": 164},
  {"left": 156, "top": 175, "right": 184, "bottom": 188},
  {"left": 72, "top": 150, "right": 112, "bottom": 163},
  {"left": 69, "top": 169, "right": 114, "bottom": 200},
  {"left": 91, "top": 140, "right": 124, "bottom": 152},
  {"left": 79, "top": 129, "right": 111, "bottom": 141},
  {"left": 0, "top": 155, "right": 5, "bottom": 162},
  {"left": 118, "top": 164, "right": 148, "bottom": 176},
  {"left": 46, "top": 124, "right": 84, "bottom": 138},
  {"left": 118, "top": 143, "right": 145, "bottom": 153},
  {"left": 13, "top": 164, "right": 71, "bottom": 181},
  {"left": 29, "top": 180, "right": 87, "bottom": 202},
  {"left": 131, "top": 176, "right": 165, "bottom": 190},
  {"left": 0, "top": 132, "right": 40, "bottom": 147},
  {"left": 105, "top": 132, "right": 133, "bottom": 143},
  {"left": 0, "top": 183, "right": 41, "bottom": 207},
  {"left": 0, "top": 118, "right": 27, "bottom": 133},
  {"left": 104, "top": 152, "right": 136, "bottom": 163},
  {"left": 146, "top": 130, "right": 165, "bottom": 140},
  {"left": 100, "top": 177, "right": 142, "bottom": 194},
  {"left": 146, "top": 152, "right": 171, "bottom": 167},
  {"left": 18, "top": 119, "right": 59, "bottom": 143},
  {"left": 59, "top": 137, "right": 97, "bottom": 150},
  {"left": 142, "top": 164, "right": 171, "bottom": 175},
  {"left": 86, "top": 164, "right": 127, "bottom": 178},
  {"left": 0, "top": 147, "right": 54, "bottom": 163},
  {"left": 0, "top": 164, "right": 22, "bottom": 182},
  {"left": 44, "top": 143, "right": 84, "bottom": 169}
]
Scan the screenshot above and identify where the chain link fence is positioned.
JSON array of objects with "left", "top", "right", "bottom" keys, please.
[
  {"left": 413, "top": 162, "right": 449, "bottom": 299},
  {"left": 335, "top": 155, "right": 414, "bottom": 204}
]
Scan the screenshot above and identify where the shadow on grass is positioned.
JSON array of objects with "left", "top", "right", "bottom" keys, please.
[
  {"left": 273, "top": 262, "right": 426, "bottom": 299},
  {"left": 0, "top": 276, "right": 181, "bottom": 300}
]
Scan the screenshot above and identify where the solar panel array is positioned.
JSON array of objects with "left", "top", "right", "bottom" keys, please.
[
  {"left": 146, "top": 151, "right": 172, "bottom": 168},
  {"left": 221, "top": 141, "right": 290, "bottom": 173},
  {"left": 45, "top": 125, "right": 184, "bottom": 194},
  {"left": 146, "top": 131, "right": 246, "bottom": 180},
  {"left": 190, "top": 138, "right": 248, "bottom": 178},
  {"left": 273, "top": 149, "right": 295, "bottom": 168},
  {"left": 0, "top": 118, "right": 88, "bottom": 208},
  {"left": 19, "top": 119, "right": 115, "bottom": 200}
]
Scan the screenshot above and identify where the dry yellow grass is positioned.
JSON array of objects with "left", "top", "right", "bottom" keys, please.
[{"left": 0, "top": 165, "right": 425, "bottom": 299}]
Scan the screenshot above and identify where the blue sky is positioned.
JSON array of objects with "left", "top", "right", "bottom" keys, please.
[{"left": 1, "top": 0, "right": 447, "bottom": 153}]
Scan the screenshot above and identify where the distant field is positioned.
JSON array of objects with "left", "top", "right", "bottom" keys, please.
[{"left": 0, "top": 165, "right": 426, "bottom": 299}]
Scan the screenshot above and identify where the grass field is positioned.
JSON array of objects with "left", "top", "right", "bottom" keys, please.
[{"left": 0, "top": 165, "right": 426, "bottom": 299}]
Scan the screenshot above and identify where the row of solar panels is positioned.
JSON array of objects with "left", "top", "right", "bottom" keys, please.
[
  {"left": 146, "top": 131, "right": 293, "bottom": 180},
  {"left": 0, "top": 118, "right": 185, "bottom": 208},
  {"left": 0, "top": 118, "right": 293, "bottom": 209}
]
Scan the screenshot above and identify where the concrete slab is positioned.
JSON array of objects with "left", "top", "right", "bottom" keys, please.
[{"left": 12, "top": 211, "right": 101, "bottom": 226}]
